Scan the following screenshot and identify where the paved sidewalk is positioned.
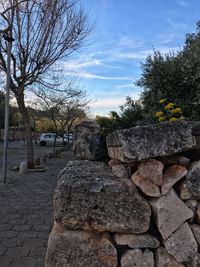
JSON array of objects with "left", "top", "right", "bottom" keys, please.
[{"left": 0, "top": 151, "right": 73, "bottom": 267}]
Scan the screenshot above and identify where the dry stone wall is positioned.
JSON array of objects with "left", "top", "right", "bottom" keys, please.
[
  {"left": 73, "top": 119, "right": 100, "bottom": 160},
  {"left": 45, "top": 121, "right": 200, "bottom": 267}
]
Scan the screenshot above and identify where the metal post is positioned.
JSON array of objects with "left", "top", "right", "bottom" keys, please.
[{"left": 2, "top": 40, "right": 12, "bottom": 184}]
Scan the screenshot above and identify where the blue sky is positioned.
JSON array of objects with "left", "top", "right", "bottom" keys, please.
[{"left": 62, "top": 0, "right": 200, "bottom": 116}]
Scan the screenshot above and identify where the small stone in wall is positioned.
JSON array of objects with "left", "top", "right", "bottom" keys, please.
[
  {"left": 180, "top": 161, "right": 200, "bottom": 200},
  {"left": 196, "top": 203, "right": 200, "bottom": 223},
  {"left": 121, "top": 249, "right": 154, "bottom": 267},
  {"left": 108, "top": 159, "right": 122, "bottom": 167},
  {"left": 112, "top": 165, "right": 130, "bottom": 179},
  {"left": 161, "top": 165, "right": 187, "bottom": 195},
  {"left": 150, "top": 189, "right": 193, "bottom": 240},
  {"left": 165, "top": 223, "right": 198, "bottom": 266},
  {"left": 113, "top": 233, "right": 160, "bottom": 249},
  {"left": 185, "top": 200, "right": 198, "bottom": 223},
  {"left": 45, "top": 224, "right": 117, "bottom": 267},
  {"left": 158, "top": 155, "right": 190, "bottom": 168},
  {"left": 155, "top": 247, "right": 185, "bottom": 267},
  {"left": 138, "top": 159, "right": 164, "bottom": 185},
  {"left": 190, "top": 224, "right": 200, "bottom": 247},
  {"left": 131, "top": 171, "right": 161, "bottom": 197}
]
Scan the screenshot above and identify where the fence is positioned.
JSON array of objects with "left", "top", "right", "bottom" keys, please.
[{"left": 0, "top": 128, "right": 26, "bottom": 141}]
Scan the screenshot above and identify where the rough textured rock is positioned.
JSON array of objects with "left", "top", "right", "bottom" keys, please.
[
  {"left": 161, "top": 165, "right": 187, "bottom": 195},
  {"left": 196, "top": 203, "right": 200, "bottom": 223},
  {"left": 165, "top": 223, "right": 198, "bottom": 266},
  {"left": 45, "top": 224, "right": 117, "bottom": 267},
  {"left": 190, "top": 224, "right": 200, "bottom": 246},
  {"left": 106, "top": 121, "right": 196, "bottom": 162},
  {"left": 158, "top": 155, "right": 190, "bottom": 168},
  {"left": 191, "top": 121, "right": 200, "bottom": 150},
  {"left": 111, "top": 165, "right": 130, "bottom": 179},
  {"left": 113, "top": 233, "right": 159, "bottom": 248},
  {"left": 54, "top": 160, "right": 151, "bottom": 234},
  {"left": 185, "top": 200, "right": 198, "bottom": 223},
  {"left": 73, "top": 119, "right": 100, "bottom": 160},
  {"left": 121, "top": 249, "right": 154, "bottom": 267},
  {"left": 155, "top": 247, "right": 185, "bottom": 267},
  {"left": 108, "top": 159, "right": 122, "bottom": 167},
  {"left": 138, "top": 159, "right": 164, "bottom": 185},
  {"left": 150, "top": 189, "right": 193, "bottom": 239},
  {"left": 180, "top": 161, "right": 200, "bottom": 200},
  {"left": 131, "top": 171, "right": 161, "bottom": 197}
]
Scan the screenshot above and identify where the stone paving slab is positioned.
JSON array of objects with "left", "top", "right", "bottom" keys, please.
[{"left": 0, "top": 150, "right": 73, "bottom": 267}]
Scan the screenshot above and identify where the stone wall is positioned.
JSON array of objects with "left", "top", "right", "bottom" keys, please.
[
  {"left": 45, "top": 121, "right": 200, "bottom": 267},
  {"left": 73, "top": 119, "right": 100, "bottom": 160}
]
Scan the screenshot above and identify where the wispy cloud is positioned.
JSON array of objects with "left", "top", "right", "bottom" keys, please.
[
  {"left": 90, "top": 98, "right": 125, "bottom": 108},
  {"left": 64, "top": 70, "right": 132, "bottom": 81},
  {"left": 109, "top": 46, "right": 179, "bottom": 61},
  {"left": 90, "top": 92, "right": 140, "bottom": 109},
  {"left": 62, "top": 58, "right": 102, "bottom": 71},
  {"left": 118, "top": 36, "right": 144, "bottom": 49},
  {"left": 116, "top": 83, "right": 134, "bottom": 88},
  {"left": 178, "top": 0, "right": 190, "bottom": 7}
]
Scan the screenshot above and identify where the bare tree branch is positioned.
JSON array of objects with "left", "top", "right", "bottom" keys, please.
[{"left": 0, "top": 0, "right": 91, "bottom": 167}]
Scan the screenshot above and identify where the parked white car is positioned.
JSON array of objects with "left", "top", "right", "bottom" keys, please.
[
  {"left": 39, "top": 133, "right": 66, "bottom": 146},
  {"left": 64, "top": 133, "right": 73, "bottom": 144}
]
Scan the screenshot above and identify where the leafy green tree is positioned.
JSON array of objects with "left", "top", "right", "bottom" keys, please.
[
  {"left": 136, "top": 22, "right": 200, "bottom": 121},
  {"left": 119, "top": 96, "right": 145, "bottom": 127},
  {"left": 96, "top": 112, "right": 121, "bottom": 135}
]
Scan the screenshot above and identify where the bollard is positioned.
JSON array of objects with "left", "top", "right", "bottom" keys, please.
[
  {"left": 19, "top": 161, "right": 28, "bottom": 174},
  {"left": 41, "top": 154, "right": 48, "bottom": 164},
  {"left": 48, "top": 152, "right": 53, "bottom": 159},
  {"left": 34, "top": 157, "right": 40, "bottom": 166}
]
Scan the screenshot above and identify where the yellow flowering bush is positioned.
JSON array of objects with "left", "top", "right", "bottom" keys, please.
[
  {"left": 170, "top": 108, "right": 182, "bottom": 114},
  {"left": 155, "top": 99, "right": 185, "bottom": 122},
  {"left": 159, "top": 98, "right": 167, "bottom": 104},
  {"left": 169, "top": 117, "right": 177, "bottom": 122},
  {"left": 158, "top": 116, "right": 166, "bottom": 122},
  {"left": 155, "top": 111, "right": 164, "bottom": 118},
  {"left": 165, "top": 103, "right": 174, "bottom": 110}
]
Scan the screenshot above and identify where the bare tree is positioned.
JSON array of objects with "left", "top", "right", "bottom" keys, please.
[
  {"left": 35, "top": 83, "right": 88, "bottom": 133},
  {"left": 0, "top": 0, "right": 90, "bottom": 167}
]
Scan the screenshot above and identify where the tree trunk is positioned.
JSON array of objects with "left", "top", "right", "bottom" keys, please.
[{"left": 16, "top": 92, "right": 34, "bottom": 169}]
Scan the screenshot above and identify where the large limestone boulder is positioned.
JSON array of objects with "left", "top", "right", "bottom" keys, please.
[
  {"left": 106, "top": 121, "right": 196, "bottom": 162},
  {"left": 45, "top": 224, "right": 117, "bottom": 267},
  {"left": 54, "top": 160, "right": 151, "bottom": 234},
  {"left": 73, "top": 119, "right": 100, "bottom": 160},
  {"left": 150, "top": 189, "right": 193, "bottom": 239}
]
